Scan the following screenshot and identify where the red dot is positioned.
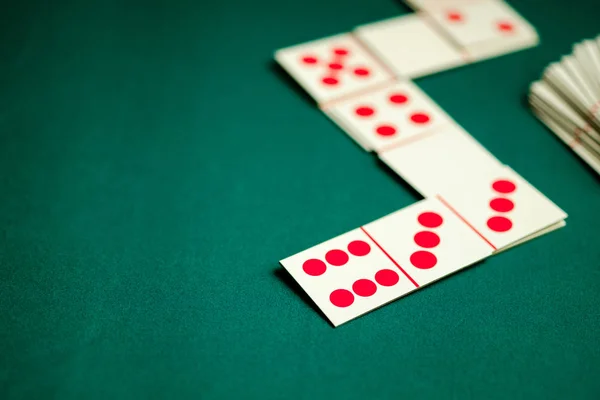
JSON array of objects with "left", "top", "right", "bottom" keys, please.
[
  {"left": 497, "top": 21, "right": 514, "bottom": 32},
  {"left": 354, "top": 68, "right": 370, "bottom": 77},
  {"left": 410, "top": 112, "right": 431, "bottom": 124},
  {"left": 490, "top": 197, "right": 514, "bottom": 213},
  {"left": 322, "top": 77, "right": 339, "bottom": 86},
  {"left": 414, "top": 231, "right": 441, "bottom": 248},
  {"left": 325, "top": 249, "right": 349, "bottom": 266},
  {"left": 302, "top": 56, "right": 318, "bottom": 64},
  {"left": 302, "top": 259, "right": 327, "bottom": 276},
  {"left": 375, "top": 269, "right": 399, "bottom": 287},
  {"left": 348, "top": 240, "right": 371, "bottom": 256},
  {"left": 492, "top": 179, "right": 516, "bottom": 194},
  {"left": 418, "top": 212, "right": 443, "bottom": 228},
  {"left": 376, "top": 125, "right": 397, "bottom": 136},
  {"left": 355, "top": 106, "right": 375, "bottom": 117},
  {"left": 330, "top": 289, "right": 354, "bottom": 308},
  {"left": 334, "top": 48, "right": 349, "bottom": 56},
  {"left": 410, "top": 251, "right": 437, "bottom": 269},
  {"left": 487, "top": 216, "right": 513, "bottom": 232},
  {"left": 389, "top": 94, "right": 408, "bottom": 104},
  {"left": 329, "top": 63, "right": 343, "bottom": 70},
  {"left": 352, "top": 279, "right": 377, "bottom": 297},
  {"left": 447, "top": 11, "right": 463, "bottom": 22}
]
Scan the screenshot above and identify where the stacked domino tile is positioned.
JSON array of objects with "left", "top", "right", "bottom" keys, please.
[{"left": 529, "top": 35, "right": 600, "bottom": 175}]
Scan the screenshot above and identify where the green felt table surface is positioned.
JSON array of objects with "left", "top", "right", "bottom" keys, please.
[{"left": 2, "top": 0, "right": 600, "bottom": 398}]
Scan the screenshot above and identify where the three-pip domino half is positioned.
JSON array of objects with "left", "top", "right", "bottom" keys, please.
[{"left": 275, "top": 0, "right": 567, "bottom": 327}]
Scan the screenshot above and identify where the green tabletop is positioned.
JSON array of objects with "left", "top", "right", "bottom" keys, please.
[{"left": 2, "top": 0, "right": 600, "bottom": 398}]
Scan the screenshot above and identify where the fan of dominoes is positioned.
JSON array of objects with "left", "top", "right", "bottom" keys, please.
[{"left": 529, "top": 35, "right": 600, "bottom": 175}]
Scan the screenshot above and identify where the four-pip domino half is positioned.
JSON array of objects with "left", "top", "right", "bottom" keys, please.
[{"left": 274, "top": 0, "right": 567, "bottom": 327}]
